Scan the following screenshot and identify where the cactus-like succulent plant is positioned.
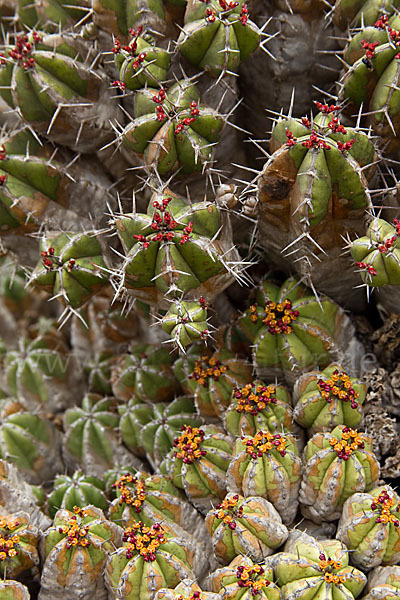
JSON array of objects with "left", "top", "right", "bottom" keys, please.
[
  {"left": 350, "top": 217, "right": 400, "bottom": 314},
  {"left": 110, "top": 471, "right": 184, "bottom": 524},
  {"left": 121, "top": 80, "right": 224, "bottom": 175},
  {"left": 117, "top": 397, "right": 151, "bottom": 457},
  {"left": 119, "top": 395, "right": 203, "bottom": 465},
  {"left": 3, "top": 335, "right": 69, "bottom": 410},
  {"left": 0, "top": 459, "right": 51, "bottom": 530},
  {"left": 17, "top": 0, "right": 91, "bottom": 31},
  {"left": 205, "top": 492, "right": 289, "bottom": 564},
  {"left": 113, "top": 188, "right": 241, "bottom": 305},
  {"left": 92, "top": 0, "right": 168, "bottom": 40},
  {"left": 111, "top": 343, "right": 180, "bottom": 402},
  {"left": 0, "top": 255, "right": 31, "bottom": 315},
  {"left": 362, "top": 565, "right": 400, "bottom": 600},
  {"left": 208, "top": 555, "right": 281, "bottom": 600},
  {"left": 237, "top": 277, "right": 355, "bottom": 385},
  {"left": 0, "top": 512, "right": 39, "bottom": 579},
  {"left": 83, "top": 351, "right": 113, "bottom": 395},
  {"left": 175, "top": 349, "right": 252, "bottom": 420},
  {"left": 177, "top": 0, "right": 260, "bottom": 77},
  {"left": 227, "top": 429, "right": 302, "bottom": 524},
  {"left": 103, "top": 466, "right": 139, "bottom": 499},
  {"left": 224, "top": 381, "right": 295, "bottom": 437},
  {"left": 257, "top": 104, "right": 375, "bottom": 307},
  {"left": 113, "top": 27, "right": 170, "bottom": 91},
  {"left": 0, "top": 127, "right": 114, "bottom": 236},
  {"left": 161, "top": 424, "right": 233, "bottom": 513},
  {"left": 0, "top": 400, "right": 63, "bottom": 484},
  {"left": 351, "top": 218, "right": 400, "bottom": 287},
  {"left": 336, "top": 486, "right": 400, "bottom": 570},
  {"left": 300, "top": 425, "right": 380, "bottom": 522},
  {"left": 70, "top": 293, "right": 142, "bottom": 356},
  {"left": 39, "top": 506, "right": 121, "bottom": 600},
  {"left": 161, "top": 297, "right": 210, "bottom": 350},
  {"left": 2, "top": 1, "right": 400, "bottom": 599},
  {"left": 46, "top": 472, "right": 108, "bottom": 518},
  {"left": 155, "top": 579, "right": 220, "bottom": 600},
  {"left": 29, "top": 231, "right": 109, "bottom": 310},
  {"left": 105, "top": 521, "right": 198, "bottom": 600},
  {"left": 339, "top": 14, "right": 400, "bottom": 151},
  {"left": 0, "top": 33, "right": 119, "bottom": 152},
  {"left": 333, "top": 0, "right": 400, "bottom": 29},
  {"left": 293, "top": 364, "right": 367, "bottom": 433},
  {"left": 0, "top": 579, "right": 31, "bottom": 599},
  {"left": 108, "top": 471, "right": 209, "bottom": 543},
  {"left": 3, "top": 332, "right": 70, "bottom": 412},
  {"left": 275, "top": 531, "right": 367, "bottom": 600},
  {"left": 63, "top": 394, "right": 141, "bottom": 476},
  {"left": 215, "top": 316, "right": 256, "bottom": 357}
]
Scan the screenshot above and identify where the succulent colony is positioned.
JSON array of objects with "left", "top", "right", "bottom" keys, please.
[{"left": 1, "top": 0, "right": 400, "bottom": 599}]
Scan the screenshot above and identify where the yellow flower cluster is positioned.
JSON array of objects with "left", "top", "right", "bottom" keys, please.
[
  {"left": 189, "top": 355, "right": 229, "bottom": 386},
  {"left": 58, "top": 507, "right": 90, "bottom": 549},
  {"left": 317, "top": 370, "right": 359, "bottom": 409},
  {"left": 328, "top": 427, "right": 365, "bottom": 460},
  {"left": 324, "top": 572, "right": 346, "bottom": 584},
  {"left": 113, "top": 474, "right": 146, "bottom": 512},
  {"left": 242, "top": 430, "right": 287, "bottom": 458},
  {"left": 0, "top": 518, "right": 20, "bottom": 561},
  {"left": 262, "top": 299, "right": 300, "bottom": 335},
  {"left": 318, "top": 554, "right": 346, "bottom": 585},
  {"left": 236, "top": 563, "right": 270, "bottom": 594},
  {"left": 124, "top": 522, "right": 166, "bottom": 562},
  {"left": 371, "top": 490, "right": 400, "bottom": 526},
  {"left": 173, "top": 425, "right": 207, "bottom": 464},
  {"left": 215, "top": 494, "right": 243, "bottom": 529},
  {"left": 234, "top": 383, "right": 278, "bottom": 415}
]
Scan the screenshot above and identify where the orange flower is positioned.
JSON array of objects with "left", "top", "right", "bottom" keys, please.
[{"left": 173, "top": 426, "right": 207, "bottom": 464}]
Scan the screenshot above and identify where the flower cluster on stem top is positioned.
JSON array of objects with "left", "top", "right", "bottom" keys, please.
[
  {"left": 248, "top": 299, "right": 299, "bottom": 335},
  {"left": 0, "top": 32, "right": 41, "bottom": 71},
  {"left": 58, "top": 507, "right": 90, "bottom": 549},
  {"left": 242, "top": 431, "right": 287, "bottom": 458},
  {"left": 123, "top": 522, "right": 166, "bottom": 561},
  {"left": 318, "top": 554, "right": 347, "bottom": 584},
  {"left": 189, "top": 355, "right": 229, "bottom": 386},
  {"left": 173, "top": 425, "right": 207, "bottom": 464},
  {"left": 234, "top": 383, "right": 278, "bottom": 414},
  {"left": 112, "top": 474, "right": 146, "bottom": 513},
  {"left": 236, "top": 564, "right": 271, "bottom": 596},
  {"left": 317, "top": 370, "right": 359, "bottom": 410},
  {"left": 133, "top": 197, "right": 193, "bottom": 248},
  {"left": 213, "top": 494, "right": 243, "bottom": 529},
  {"left": 0, "top": 518, "right": 21, "bottom": 561},
  {"left": 370, "top": 489, "right": 400, "bottom": 526},
  {"left": 328, "top": 427, "right": 365, "bottom": 460}
]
